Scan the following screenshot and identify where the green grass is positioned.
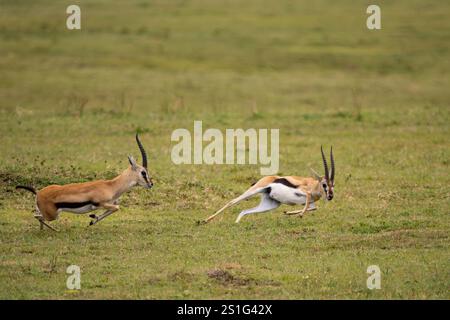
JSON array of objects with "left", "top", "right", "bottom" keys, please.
[{"left": 0, "top": 0, "right": 449, "bottom": 299}]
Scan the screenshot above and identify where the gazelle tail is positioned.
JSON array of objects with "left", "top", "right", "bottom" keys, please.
[{"left": 16, "top": 185, "right": 37, "bottom": 195}]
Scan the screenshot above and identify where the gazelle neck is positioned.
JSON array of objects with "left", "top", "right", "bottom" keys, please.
[
  {"left": 311, "top": 180, "right": 323, "bottom": 201},
  {"left": 109, "top": 167, "right": 136, "bottom": 199}
]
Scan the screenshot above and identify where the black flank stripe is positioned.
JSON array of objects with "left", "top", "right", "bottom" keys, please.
[
  {"left": 273, "top": 178, "right": 298, "bottom": 189},
  {"left": 55, "top": 201, "right": 99, "bottom": 209}
]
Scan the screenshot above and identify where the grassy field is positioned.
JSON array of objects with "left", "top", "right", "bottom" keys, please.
[{"left": 0, "top": 0, "right": 449, "bottom": 299}]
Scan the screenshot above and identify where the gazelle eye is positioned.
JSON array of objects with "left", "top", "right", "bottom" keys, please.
[{"left": 141, "top": 171, "right": 147, "bottom": 177}]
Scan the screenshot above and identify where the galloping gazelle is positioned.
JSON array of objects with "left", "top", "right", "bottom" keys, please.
[
  {"left": 16, "top": 134, "right": 153, "bottom": 231},
  {"left": 203, "top": 146, "right": 335, "bottom": 224}
]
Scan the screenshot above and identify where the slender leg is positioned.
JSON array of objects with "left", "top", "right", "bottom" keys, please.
[
  {"left": 285, "top": 192, "right": 312, "bottom": 218},
  {"left": 301, "top": 193, "right": 311, "bottom": 216},
  {"left": 89, "top": 204, "right": 119, "bottom": 226},
  {"left": 202, "top": 187, "right": 267, "bottom": 224},
  {"left": 34, "top": 209, "right": 58, "bottom": 232},
  {"left": 40, "top": 220, "right": 58, "bottom": 231},
  {"left": 89, "top": 209, "right": 114, "bottom": 226},
  {"left": 284, "top": 207, "right": 316, "bottom": 215},
  {"left": 34, "top": 216, "right": 58, "bottom": 232},
  {"left": 235, "top": 194, "right": 280, "bottom": 223},
  {"left": 202, "top": 199, "right": 238, "bottom": 223}
]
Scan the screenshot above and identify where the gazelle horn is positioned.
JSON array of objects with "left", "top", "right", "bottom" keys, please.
[
  {"left": 321, "top": 145, "right": 329, "bottom": 182},
  {"left": 330, "top": 146, "right": 335, "bottom": 182},
  {"left": 135, "top": 133, "right": 148, "bottom": 168}
]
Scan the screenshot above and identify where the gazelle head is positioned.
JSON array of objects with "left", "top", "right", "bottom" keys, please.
[
  {"left": 128, "top": 134, "right": 153, "bottom": 189},
  {"left": 312, "top": 146, "right": 335, "bottom": 201}
]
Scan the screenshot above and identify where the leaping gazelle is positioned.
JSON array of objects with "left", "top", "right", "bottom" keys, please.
[
  {"left": 203, "top": 146, "right": 335, "bottom": 224},
  {"left": 16, "top": 134, "right": 153, "bottom": 231}
]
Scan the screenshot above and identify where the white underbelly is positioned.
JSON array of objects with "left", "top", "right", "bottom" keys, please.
[
  {"left": 268, "top": 183, "right": 307, "bottom": 205},
  {"left": 57, "top": 205, "right": 98, "bottom": 214}
]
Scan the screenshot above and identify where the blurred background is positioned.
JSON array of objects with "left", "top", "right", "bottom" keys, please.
[{"left": 1, "top": 0, "right": 448, "bottom": 164}]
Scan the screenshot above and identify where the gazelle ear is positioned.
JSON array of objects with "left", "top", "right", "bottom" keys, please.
[
  {"left": 310, "top": 168, "right": 321, "bottom": 181},
  {"left": 128, "top": 155, "right": 138, "bottom": 170}
]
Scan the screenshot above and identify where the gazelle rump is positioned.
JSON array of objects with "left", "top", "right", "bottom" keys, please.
[
  {"left": 16, "top": 134, "right": 153, "bottom": 231},
  {"left": 202, "top": 146, "right": 335, "bottom": 224}
]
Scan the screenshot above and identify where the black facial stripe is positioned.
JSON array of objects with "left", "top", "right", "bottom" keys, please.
[
  {"left": 273, "top": 178, "right": 298, "bottom": 189},
  {"left": 142, "top": 171, "right": 151, "bottom": 184},
  {"left": 55, "top": 201, "right": 99, "bottom": 209}
]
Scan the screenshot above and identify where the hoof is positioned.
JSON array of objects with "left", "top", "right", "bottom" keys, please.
[{"left": 89, "top": 214, "right": 96, "bottom": 219}]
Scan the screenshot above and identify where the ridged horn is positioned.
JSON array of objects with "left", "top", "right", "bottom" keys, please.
[
  {"left": 330, "top": 146, "right": 335, "bottom": 182},
  {"left": 135, "top": 133, "right": 147, "bottom": 168},
  {"left": 321, "top": 145, "right": 329, "bottom": 182}
]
